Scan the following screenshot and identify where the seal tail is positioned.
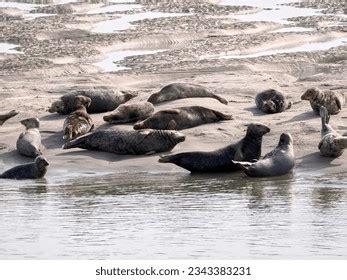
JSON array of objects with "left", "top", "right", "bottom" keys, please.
[
  {"left": 333, "top": 137, "right": 347, "bottom": 149},
  {"left": 212, "top": 94, "right": 228, "bottom": 105},
  {"left": 62, "top": 137, "right": 85, "bottom": 150},
  {"left": 231, "top": 160, "right": 252, "bottom": 172},
  {"left": 158, "top": 154, "right": 180, "bottom": 163},
  {"left": 213, "top": 110, "right": 233, "bottom": 121}
]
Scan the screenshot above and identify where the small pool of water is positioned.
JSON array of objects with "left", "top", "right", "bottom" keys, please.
[
  {"left": 93, "top": 49, "right": 166, "bottom": 72},
  {"left": 0, "top": 42, "right": 22, "bottom": 54}
]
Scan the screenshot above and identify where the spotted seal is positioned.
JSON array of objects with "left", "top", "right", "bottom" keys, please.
[
  {"left": 159, "top": 123, "right": 270, "bottom": 173},
  {"left": 48, "top": 87, "right": 136, "bottom": 114},
  {"left": 63, "top": 95, "right": 94, "bottom": 140},
  {"left": 147, "top": 83, "right": 228, "bottom": 105},
  {"left": 301, "top": 87, "right": 345, "bottom": 115},
  {"left": 0, "top": 156, "right": 49, "bottom": 180},
  {"left": 62, "top": 128, "right": 185, "bottom": 155},
  {"left": 233, "top": 133, "right": 295, "bottom": 177},
  {"left": 255, "top": 89, "right": 292, "bottom": 114},
  {"left": 318, "top": 106, "right": 346, "bottom": 157},
  {"left": 0, "top": 110, "right": 19, "bottom": 126},
  {"left": 133, "top": 106, "right": 233, "bottom": 131},
  {"left": 16, "top": 118, "right": 42, "bottom": 158},
  {"left": 103, "top": 102, "right": 154, "bottom": 124}
]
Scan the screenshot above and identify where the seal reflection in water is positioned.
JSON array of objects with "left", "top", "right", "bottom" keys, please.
[
  {"left": 159, "top": 123, "right": 270, "bottom": 173},
  {"left": 16, "top": 118, "right": 42, "bottom": 158},
  {"left": 0, "top": 110, "right": 19, "bottom": 126},
  {"left": 63, "top": 129, "right": 185, "bottom": 155},
  {"left": 133, "top": 106, "right": 233, "bottom": 131},
  {"left": 318, "top": 106, "right": 347, "bottom": 157},
  {"left": 0, "top": 156, "right": 49, "bottom": 180},
  {"left": 233, "top": 133, "right": 295, "bottom": 177}
]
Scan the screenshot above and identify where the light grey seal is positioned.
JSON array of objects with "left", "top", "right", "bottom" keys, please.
[
  {"left": 159, "top": 123, "right": 270, "bottom": 173},
  {"left": 301, "top": 87, "right": 345, "bottom": 115},
  {"left": 0, "top": 110, "right": 19, "bottom": 126},
  {"left": 255, "top": 89, "right": 292, "bottom": 114},
  {"left": 16, "top": 118, "right": 42, "bottom": 158},
  {"left": 0, "top": 156, "right": 49, "bottom": 180},
  {"left": 133, "top": 106, "right": 233, "bottom": 131},
  {"left": 318, "top": 106, "right": 347, "bottom": 157},
  {"left": 232, "top": 133, "right": 295, "bottom": 177},
  {"left": 63, "top": 95, "right": 94, "bottom": 140},
  {"left": 48, "top": 87, "right": 136, "bottom": 114},
  {"left": 147, "top": 83, "right": 228, "bottom": 105},
  {"left": 62, "top": 128, "right": 185, "bottom": 155},
  {"left": 103, "top": 102, "right": 154, "bottom": 124}
]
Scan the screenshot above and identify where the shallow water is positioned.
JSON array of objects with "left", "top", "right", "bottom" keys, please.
[
  {"left": 0, "top": 172, "right": 346, "bottom": 259},
  {"left": 0, "top": 42, "right": 22, "bottom": 54}
]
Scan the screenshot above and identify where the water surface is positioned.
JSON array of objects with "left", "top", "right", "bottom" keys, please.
[{"left": 0, "top": 172, "right": 346, "bottom": 259}]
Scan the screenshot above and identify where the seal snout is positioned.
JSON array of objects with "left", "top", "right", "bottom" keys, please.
[
  {"left": 133, "top": 122, "right": 145, "bottom": 130},
  {"left": 173, "top": 131, "right": 186, "bottom": 143}
]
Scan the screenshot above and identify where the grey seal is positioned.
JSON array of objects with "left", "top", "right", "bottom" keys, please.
[
  {"left": 16, "top": 118, "right": 42, "bottom": 158},
  {"left": 233, "top": 133, "right": 295, "bottom": 177},
  {"left": 63, "top": 95, "right": 94, "bottom": 140},
  {"left": 62, "top": 128, "right": 185, "bottom": 155},
  {"left": 0, "top": 110, "right": 19, "bottom": 126},
  {"left": 0, "top": 156, "right": 49, "bottom": 180},
  {"left": 103, "top": 102, "right": 154, "bottom": 124},
  {"left": 147, "top": 83, "right": 228, "bottom": 105},
  {"left": 159, "top": 123, "right": 270, "bottom": 173},
  {"left": 133, "top": 106, "right": 233, "bottom": 131},
  {"left": 255, "top": 89, "right": 292, "bottom": 114},
  {"left": 48, "top": 87, "right": 136, "bottom": 114},
  {"left": 301, "top": 87, "right": 345, "bottom": 115},
  {"left": 318, "top": 106, "right": 346, "bottom": 157}
]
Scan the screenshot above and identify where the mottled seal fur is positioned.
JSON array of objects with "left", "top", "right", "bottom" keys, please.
[
  {"left": 103, "top": 102, "right": 154, "bottom": 124},
  {"left": 147, "top": 83, "right": 228, "bottom": 105},
  {"left": 301, "top": 87, "right": 345, "bottom": 115},
  {"left": 255, "top": 89, "right": 292, "bottom": 114},
  {"left": 0, "top": 156, "right": 49, "bottom": 180},
  {"left": 133, "top": 106, "right": 233, "bottom": 131},
  {"left": 62, "top": 128, "right": 185, "bottom": 155},
  {"left": 0, "top": 110, "right": 19, "bottom": 126},
  {"left": 48, "top": 87, "right": 136, "bottom": 114},
  {"left": 233, "top": 133, "right": 295, "bottom": 177},
  {"left": 63, "top": 95, "right": 94, "bottom": 140},
  {"left": 16, "top": 118, "right": 42, "bottom": 158},
  {"left": 318, "top": 106, "right": 346, "bottom": 157},
  {"left": 159, "top": 123, "right": 270, "bottom": 173}
]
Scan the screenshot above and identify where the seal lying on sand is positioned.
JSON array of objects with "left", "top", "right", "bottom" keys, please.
[
  {"left": 255, "top": 89, "right": 292, "bottom": 114},
  {"left": 0, "top": 156, "right": 49, "bottom": 180},
  {"left": 233, "top": 133, "right": 295, "bottom": 177},
  {"left": 63, "top": 128, "right": 185, "bottom": 155},
  {"left": 301, "top": 87, "right": 345, "bottom": 115},
  {"left": 147, "top": 83, "right": 228, "bottom": 105},
  {"left": 16, "top": 118, "right": 42, "bottom": 158},
  {"left": 103, "top": 102, "right": 154, "bottom": 124},
  {"left": 133, "top": 106, "right": 232, "bottom": 131},
  {"left": 63, "top": 95, "right": 94, "bottom": 140},
  {"left": 48, "top": 87, "right": 136, "bottom": 114},
  {"left": 159, "top": 123, "right": 270, "bottom": 173},
  {"left": 0, "top": 110, "right": 19, "bottom": 126},
  {"left": 318, "top": 106, "right": 346, "bottom": 157}
]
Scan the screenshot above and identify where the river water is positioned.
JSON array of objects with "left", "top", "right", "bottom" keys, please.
[{"left": 0, "top": 172, "right": 346, "bottom": 259}]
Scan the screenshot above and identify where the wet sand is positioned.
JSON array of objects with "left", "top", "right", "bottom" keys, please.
[{"left": 0, "top": 0, "right": 346, "bottom": 181}]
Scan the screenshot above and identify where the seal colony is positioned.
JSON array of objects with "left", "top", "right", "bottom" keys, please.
[{"left": 0, "top": 81, "right": 346, "bottom": 180}]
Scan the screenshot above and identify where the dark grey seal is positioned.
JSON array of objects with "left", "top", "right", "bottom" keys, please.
[
  {"left": 48, "top": 87, "right": 136, "bottom": 114},
  {"left": 63, "top": 95, "right": 94, "bottom": 140},
  {"left": 0, "top": 110, "right": 19, "bottom": 126},
  {"left": 233, "top": 133, "right": 295, "bottom": 177},
  {"left": 62, "top": 128, "right": 186, "bottom": 155},
  {"left": 255, "top": 89, "right": 292, "bottom": 114},
  {"left": 16, "top": 118, "right": 42, "bottom": 158},
  {"left": 318, "top": 106, "right": 346, "bottom": 157},
  {"left": 103, "top": 102, "right": 154, "bottom": 124},
  {"left": 159, "top": 123, "right": 270, "bottom": 173},
  {"left": 147, "top": 83, "right": 228, "bottom": 105},
  {"left": 301, "top": 87, "right": 345, "bottom": 115},
  {"left": 0, "top": 156, "right": 49, "bottom": 180},
  {"left": 133, "top": 106, "right": 233, "bottom": 131}
]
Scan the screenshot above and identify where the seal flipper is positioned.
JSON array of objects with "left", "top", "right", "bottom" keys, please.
[
  {"left": 62, "top": 136, "right": 86, "bottom": 149},
  {"left": 213, "top": 110, "right": 233, "bottom": 121},
  {"left": 231, "top": 160, "right": 251, "bottom": 173},
  {"left": 159, "top": 154, "right": 180, "bottom": 163},
  {"left": 335, "top": 96, "right": 342, "bottom": 111},
  {"left": 212, "top": 94, "right": 228, "bottom": 105}
]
